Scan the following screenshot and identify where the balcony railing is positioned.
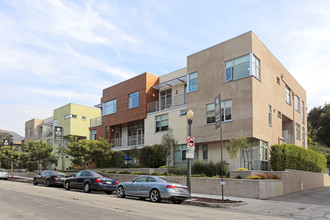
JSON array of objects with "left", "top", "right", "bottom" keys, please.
[
  {"left": 90, "top": 116, "right": 102, "bottom": 127},
  {"left": 112, "top": 135, "right": 144, "bottom": 148},
  {"left": 147, "top": 94, "right": 186, "bottom": 113}
]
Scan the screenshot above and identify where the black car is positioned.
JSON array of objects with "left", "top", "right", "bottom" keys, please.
[
  {"left": 33, "top": 170, "right": 68, "bottom": 187},
  {"left": 64, "top": 170, "right": 118, "bottom": 194}
]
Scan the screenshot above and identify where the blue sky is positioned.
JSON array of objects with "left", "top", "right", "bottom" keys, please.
[{"left": 1, "top": 0, "right": 329, "bottom": 136}]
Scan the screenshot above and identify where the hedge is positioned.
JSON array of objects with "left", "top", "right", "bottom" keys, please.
[{"left": 270, "top": 144, "right": 327, "bottom": 173}]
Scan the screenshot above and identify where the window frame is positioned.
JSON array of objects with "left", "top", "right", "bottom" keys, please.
[
  {"left": 188, "top": 72, "right": 198, "bottom": 93},
  {"left": 202, "top": 144, "right": 208, "bottom": 160},
  {"left": 104, "top": 99, "right": 117, "bottom": 115},
  {"left": 295, "top": 95, "right": 300, "bottom": 112},
  {"left": 128, "top": 92, "right": 139, "bottom": 109},
  {"left": 206, "top": 103, "right": 215, "bottom": 124},
  {"left": 268, "top": 105, "right": 272, "bottom": 126},
  {"left": 296, "top": 123, "right": 301, "bottom": 140},
  {"left": 285, "top": 85, "right": 291, "bottom": 105},
  {"left": 155, "top": 114, "right": 169, "bottom": 133}
]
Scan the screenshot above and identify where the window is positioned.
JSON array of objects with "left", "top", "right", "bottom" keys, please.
[
  {"left": 81, "top": 116, "right": 86, "bottom": 120},
  {"left": 72, "top": 114, "right": 77, "bottom": 119},
  {"left": 278, "top": 111, "right": 282, "bottom": 119},
  {"left": 105, "top": 126, "right": 109, "bottom": 140},
  {"left": 128, "top": 92, "right": 139, "bottom": 109},
  {"left": 268, "top": 105, "right": 272, "bottom": 126},
  {"left": 302, "top": 101, "right": 305, "bottom": 124},
  {"left": 277, "top": 77, "right": 280, "bottom": 84},
  {"left": 221, "top": 100, "right": 232, "bottom": 122},
  {"left": 180, "top": 109, "right": 187, "bottom": 116},
  {"left": 285, "top": 85, "right": 291, "bottom": 105},
  {"left": 128, "top": 123, "right": 144, "bottom": 146},
  {"left": 104, "top": 99, "right": 117, "bottom": 115},
  {"left": 202, "top": 145, "right": 208, "bottom": 160},
  {"left": 296, "top": 123, "right": 301, "bottom": 140},
  {"left": 29, "top": 128, "right": 32, "bottom": 137},
  {"left": 206, "top": 103, "right": 215, "bottom": 124},
  {"left": 302, "top": 127, "right": 305, "bottom": 148},
  {"left": 90, "top": 130, "right": 96, "bottom": 140},
  {"left": 181, "top": 150, "right": 186, "bottom": 161},
  {"left": 225, "top": 54, "right": 260, "bottom": 82},
  {"left": 188, "top": 72, "right": 198, "bottom": 92},
  {"left": 174, "top": 145, "right": 187, "bottom": 163},
  {"left": 155, "top": 114, "right": 168, "bottom": 132},
  {"left": 295, "top": 95, "right": 300, "bottom": 112},
  {"left": 64, "top": 114, "right": 77, "bottom": 119},
  {"left": 252, "top": 55, "right": 260, "bottom": 80}
]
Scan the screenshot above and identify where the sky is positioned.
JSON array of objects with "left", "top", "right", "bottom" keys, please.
[{"left": 0, "top": 0, "right": 329, "bottom": 136}]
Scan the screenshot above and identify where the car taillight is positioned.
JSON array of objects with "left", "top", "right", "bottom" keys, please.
[
  {"left": 115, "top": 180, "right": 118, "bottom": 185},
  {"left": 53, "top": 175, "right": 58, "bottom": 178},
  {"left": 95, "top": 178, "right": 102, "bottom": 183},
  {"left": 186, "top": 187, "right": 189, "bottom": 191},
  {"left": 166, "top": 185, "right": 176, "bottom": 189}
]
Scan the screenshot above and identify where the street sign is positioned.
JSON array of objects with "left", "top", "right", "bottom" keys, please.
[
  {"left": 186, "top": 136, "right": 195, "bottom": 159},
  {"left": 215, "top": 94, "right": 221, "bottom": 129},
  {"left": 54, "top": 126, "right": 63, "bottom": 144},
  {"left": 3, "top": 139, "right": 9, "bottom": 146}
]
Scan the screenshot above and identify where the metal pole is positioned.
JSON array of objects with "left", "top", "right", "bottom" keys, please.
[
  {"left": 220, "top": 94, "right": 224, "bottom": 201},
  {"left": 187, "top": 119, "right": 192, "bottom": 197}
]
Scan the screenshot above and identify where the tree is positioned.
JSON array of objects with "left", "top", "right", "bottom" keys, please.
[
  {"left": 307, "top": 103, "right": 330, "bottom": 148},
  {"left": 226, "top": 133, "right": 251, "bottom": 169},
  {"left": 139, "top": 145, "right": 166, "bottom": 168},
  {"left": 129, "top": 146, "right": 141, "bottom": 166},
  {"left": 160, "top": 128, "right": 178, "bottom": 167},
  {"left": 0, "top": 146, "right": 27, "bottom": 177},
  {"left": 66, "top": 138, "right": 113, "bottom": 169},
  {"left": 23, "top": 139, "right": 57, "bottom": 172}
]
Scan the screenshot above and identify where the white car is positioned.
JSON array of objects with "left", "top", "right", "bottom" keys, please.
[{"left": 0, "top": 169, "right": 9, "bottom": 180}]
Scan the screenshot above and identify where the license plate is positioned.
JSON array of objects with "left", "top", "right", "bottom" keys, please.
[
  {"left": 178, "top": 188, "right": 185, "bottom": 192},
  {"left": 106, "top": 181, "right": 112, "bottom": 184}
]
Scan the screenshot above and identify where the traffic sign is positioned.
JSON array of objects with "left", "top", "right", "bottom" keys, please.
[
  {"left": 54, "top": 126, "right": 63, "bottom": 144},
  {"left": 187, "top": 136, "right": 195, "bottom": 159},
  {"left": 187, "top": 136, "right": 195, "bottom": 148}
]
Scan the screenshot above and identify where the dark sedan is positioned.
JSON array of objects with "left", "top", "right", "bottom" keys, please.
[
  {"left": 64, "top": 170, "right": 118, "bottom": 194},
  {"left": 33, "top": 170, "right": 68, "bottom": 187}
]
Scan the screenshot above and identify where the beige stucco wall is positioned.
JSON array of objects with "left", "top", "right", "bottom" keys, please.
[
  {"left": 159, "top": 67, "right": 187, "bottom": 83},
  {"left": 25, "top": 118, "right": 43, "bottom": 142}
]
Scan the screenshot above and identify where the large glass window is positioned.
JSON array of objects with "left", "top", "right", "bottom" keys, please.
[
  {"left": 104, "top": 99, "right": 116, "bottom": 115},
  {"left": 296, "top": 123, "right": 301, "bottom": 140},
  {"left": 188, "top": 72, "right": 198, "bottom": 92},
  {"left": 206, "top": 103, "right": 215, "bottom": 124},
  {"left": 202, "top": 144, "right": 208, "bottom": 160},
  {"left": 302, "top": 101, "right": 305, "bottom": 124},
  {"left": 128, "top": 92, "right": 139, "bottom": 109},
  {"left": 155, "top": 114, "right": 168, "bottom": 132},
  {"left": 128, "top": 123, "right": 144, "bottom": 146},
  {"left": 285, "top": 85, "right": 291, "bottom": 105},
  {"left": 221, "top": 100, "right": 232, "bottom": 122},
  {"left": 295, "top": 95, "right": 300, "bottom": 112},
  {"left": 225, "top": 54, "right": 260, "bottom": 82},
  {"left": 90, "top": 130, "right": 96, "bottom": 140}
]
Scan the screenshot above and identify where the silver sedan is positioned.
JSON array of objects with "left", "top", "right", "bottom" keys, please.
[
  {"left": 0, "top": 169, "right": 8, "bottom": 180},
  {"left": 116, "top": 175, "right": 189, "bottom": 204}
]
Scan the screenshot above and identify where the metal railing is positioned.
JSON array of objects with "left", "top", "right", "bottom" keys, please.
[
  {"left": 90, "top": 116, "right": 102, "bottom": 127},
  {"left": 111, "top": 135, "right": 144, "bottom": 147},
  {"left": 147, "top": 94, "right": 186, "bottom": 113}
]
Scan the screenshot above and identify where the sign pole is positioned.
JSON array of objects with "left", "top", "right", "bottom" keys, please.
[
  {"left": 220, "top": 94, "right": 224, "bottom": 201},
  {"left": 215, "top": 94, "right": 224, "bottom": 201}
]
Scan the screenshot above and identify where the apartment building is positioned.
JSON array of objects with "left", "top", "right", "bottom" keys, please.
[{"left": 90, "top": 31, "right": 307, "bottom": 171}]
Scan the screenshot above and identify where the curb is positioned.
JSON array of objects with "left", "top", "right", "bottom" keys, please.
[
  {"left": 183, "top": 199, "right": 247, "bottom": 208},
  {"left": 8, "top": 177, "right": 33, "bottom": 184}
]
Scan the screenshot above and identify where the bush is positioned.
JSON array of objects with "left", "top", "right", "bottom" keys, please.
[
  {"left": 270, "top": 144, "right": 327, "bottom": 173},
  {"left": 235, "top": 168, "right": 248, "bottom": 171},
  {"left": 191, "top": 160, "right": 229, "bottom": 177},
  {"left": 140, "top": 145, "right": 166, "bottom": 168},
  {"left": 151, "top": 171, "right": 159, "bottom": 175},
  {"left": 168, "top": 166, "right": 187, "bottom": 176},
  {"left": 26, "top": 161, "right": 38, "bottom": 172},
  {"left": 109, "top": 152, "right": 125, "bottom": 168},
  {"left": 130, "top": 171, "right": 143, "bottom": 175},
  {"left": 116, "top": 170, "right": 129, "bottom": 174}
]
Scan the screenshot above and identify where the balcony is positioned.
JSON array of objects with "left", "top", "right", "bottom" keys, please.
[
  {"left": 90, "top": 116, "right": 102, "bottom": 127},
  {"left": 111, "top": 135, "right": 144, "bottom": 148},
  {"left": 282, "top": 130, "right": 294, "bottom": 144},
  {"left": 147, "top": 94, "right": 186, "bottom": 113}
]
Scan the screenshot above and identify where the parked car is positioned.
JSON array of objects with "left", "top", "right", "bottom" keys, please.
[
  {"left": 116, "top": 175, "right": 189, "bottom": 204},
  {"left": 33, "top": 170, "right": 68, "bottom": 187},
  {"left": 64, "top": 170, "right": 118, "bottom": 194},
  {"left": 0, "top": 169, "right": 8, "bottom": 180}
]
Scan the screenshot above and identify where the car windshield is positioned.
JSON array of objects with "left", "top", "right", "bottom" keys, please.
[
  {"left": 92, "top": 172, "right": 110, "bottom": 178},
  {"left": 158, "top": 177, "right": 179, "bottom": 184}
]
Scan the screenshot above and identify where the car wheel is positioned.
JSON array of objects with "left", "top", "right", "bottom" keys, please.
[
  {"left": 46, "top": 179, "right": 51, "bottom": 187},
  {"left": 116, "top": 186, "right": 125, "bottom": 198},
  {"left": 64, "top": 181, "right": 70, "bottom": 190},
  {"left": 84, "top": 182, "right": 91, "bottom": 193},
  {"left": 172, "top": 200, "right": 183, "bottom": 204},
  {"left": 33, "top": 178, "right": 38, "bottom": 185},
  {"left": 149, "top": 189, "right": 161, "bottom": 203},
  {"left": 105, "top": 191, "right": 113, "bottom": 195}
]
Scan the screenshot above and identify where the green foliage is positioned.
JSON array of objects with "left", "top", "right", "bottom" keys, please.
[
  {"left": 246, "top": 175, "right": 261, "bottom": 179},
  {"left": 139, "top": 144, "right": 166, "bottom": 168},
  {"left": 130, "top": 171, "right": 143, "bottom": 175},
  {"left": 66, "top": 138, "right": 113, "bottom": 169},
  {"left": 0, "top": 146, "right": 27, "bottom": 176},
  {"left": 115, "top": 170, "right": 129, "bottom": 174},
  {"left": 23, "top": 139, "right": 56, "bottom": 171},
  {"left": 108, "top": 151, "right": 125, "bottom": 168},
  {"left": 168, "top": 166, "right": 187, "bottom": 176},
  {"left": 270, "top": 144, "right": 327, "bottom": 173},
  {"left": 308, "top": 103, "right": 330, "bottom": 148},
  {"left": 226, "top": 133, "right": 250, "bottom": 159},
  {"left": 159, "top": 166, "right": 168, "bottom": 169},
  {"left": 192, "top": 160, "right": 229, "bottom": 177},
  {"left": 25, "top": 161, "right": 38, "bottom": 172},
  {"left": 160, "top": 128, "right": 178, "bottom": 167}
]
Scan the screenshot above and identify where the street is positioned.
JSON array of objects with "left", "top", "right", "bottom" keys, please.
[{"left": 0, "top": 181, "right": 290, "bottom": 220}]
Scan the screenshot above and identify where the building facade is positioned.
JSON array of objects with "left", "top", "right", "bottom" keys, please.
[{"left": 90, "top": 31, "right": 307, "bottom": 170}]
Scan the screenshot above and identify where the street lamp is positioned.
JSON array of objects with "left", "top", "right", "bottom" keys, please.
[{"left": 186, "top": 109, "right": 194, "bottom": 196}]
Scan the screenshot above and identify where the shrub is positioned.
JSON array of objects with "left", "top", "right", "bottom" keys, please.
[
  {"left": 270, "top": 144, "right": 327, "bottom": 173},
  {"left": 116, "top": 170, "right": 129, "bottom": 174},
  {"left": 168, "top": 166, "right": 187, "bottom": 176},
  {"left": 246, "top": 175, "right": 261, "bottom": 179},
  {"left": 130, "top": 171, "right": 143, "bottom": 175},
  {"left": 158, "top": 172, "right": 165, "bottom": 175},
  {"left": 255, "top": 173, "right": 267, "bottom": 179},
  {"left": 159, "top": 166, "right": 168, "bottom": 169},
  {"left": 191, "top": 160, "right": 229, "bottom": 177},
  {"left": 151, "top": 171, "right": 159, "bottom": 175},
  {"left": 26, "top": 161, "right": 38, "bottom": 172},
  {"left": 270, "top": 174, "right": 281, "bottom": 179}
]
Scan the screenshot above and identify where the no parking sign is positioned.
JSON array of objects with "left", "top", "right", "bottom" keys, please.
[{"left": 187, "top": 136, "right": 195, "bottom": 159}]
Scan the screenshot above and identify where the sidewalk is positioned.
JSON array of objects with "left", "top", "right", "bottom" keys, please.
[{"left": 191, "top": 193, "right": 255, "bottom": 202}]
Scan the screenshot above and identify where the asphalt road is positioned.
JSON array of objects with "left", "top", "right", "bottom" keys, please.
[{"left": 0, "top": 181, "right": 289, "bottom": 220}]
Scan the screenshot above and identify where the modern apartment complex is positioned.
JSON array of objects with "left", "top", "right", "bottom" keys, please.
[{"left": 89, "top": 31, "right": 307, "bottom": 171}]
